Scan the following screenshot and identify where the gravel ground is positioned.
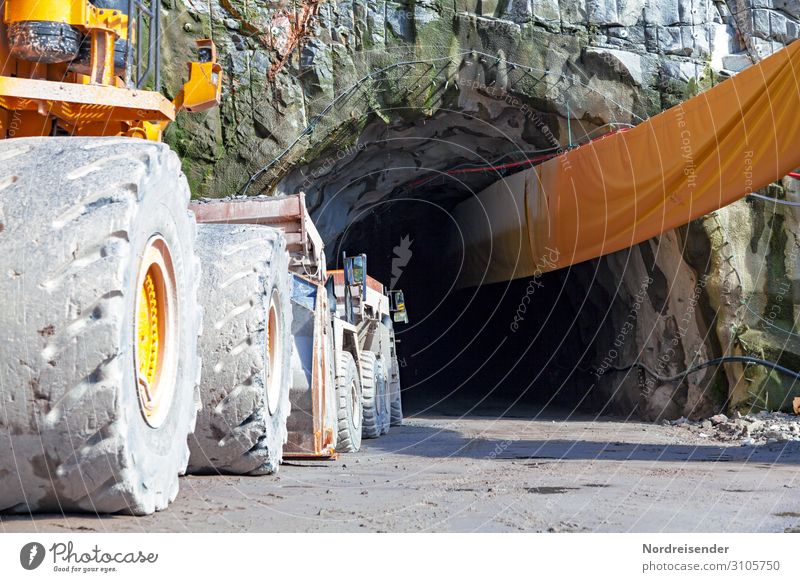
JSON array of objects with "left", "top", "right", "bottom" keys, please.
[
  {"left": 2, "top": 405, "right": 799, "bottom": 533},
  {"left": 668, "top": 411, "right": 800, "bottom": 446}
]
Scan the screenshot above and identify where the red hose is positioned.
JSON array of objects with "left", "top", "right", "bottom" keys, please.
[
  {"left": 410, "top": 127, "right": 626, "bottom": 188},
  {"left": 409, "top": 152, "right": 560, "bottom": 187},
  {"left": 789, "top": 172, "right": 800, "bottom": 179}
]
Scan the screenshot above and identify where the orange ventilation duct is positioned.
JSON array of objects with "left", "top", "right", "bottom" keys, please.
[{"left": 456, "top": 40, "right": 800, "bottom": 287}]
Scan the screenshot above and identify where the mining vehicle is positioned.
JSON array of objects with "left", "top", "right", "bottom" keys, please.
[
  {"left": 189, "top": 196, "right": 409, "bottom": 457},
  {"left": 0, "top": 0, "right": 225, "bottom": 515},
  {"left": 332, "top": 255, "right": 407, "bottom": 437},
  {"left": 0, "top": 0, "right": 407, "bottom": 515}
]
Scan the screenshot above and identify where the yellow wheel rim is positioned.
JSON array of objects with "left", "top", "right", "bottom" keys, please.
[
  {"left": 137, "top": 273, "right": 160, "bottom": 388},
  {"left": 134, "top": 236, "right": 178, "bottom": 428}
]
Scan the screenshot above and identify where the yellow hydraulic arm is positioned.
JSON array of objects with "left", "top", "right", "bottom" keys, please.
[
  {"left": 0, "top": 0, "right": 221, "bottom": 141},
  {"left": 456, "top": 40, "right": 800, "bottom": 287}
]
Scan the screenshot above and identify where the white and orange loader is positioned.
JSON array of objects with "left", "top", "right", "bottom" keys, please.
[
  {"left": 189, "top": 195, "right": 408, "bottom": 469},
  {"left": 0, "top": 0, "right": 409, "bottom": 517}
]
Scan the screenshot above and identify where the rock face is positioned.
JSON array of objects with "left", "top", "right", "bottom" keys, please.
[
  {"left": 164, "top": 0, "right": 800, "bottom": 419},
  {"left": 163, "top": 0, "right": 744, "bottom": 196}
]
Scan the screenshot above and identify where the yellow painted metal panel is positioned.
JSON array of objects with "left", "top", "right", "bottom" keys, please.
[
  {"left": 4, "top": 0, "right": 85, "bottom": 25},
  {"left": 0, "top": 75, "right": 175, "bottom": 119}
]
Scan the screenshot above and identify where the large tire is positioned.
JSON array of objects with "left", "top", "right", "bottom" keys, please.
[
  {"left": 188, "top": 224, "right": 292, "bottom": 475},
  {"left": 360, "top": 351, "right": 387, "bottom": 439},
  {"left": 389, "top": 356, "right": 404, "bottom": 426},
  {"left": 0, "top": 137, "right": 202, "bottom": 515},
  {"left": 336, "top": 350, "right": 362, "bottom": 453},
  {"left": 376, "top": 356, "right": 391, "bottom": 435}
]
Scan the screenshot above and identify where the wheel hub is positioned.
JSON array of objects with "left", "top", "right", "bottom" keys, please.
[
  {"left": 351, "top": 379, "right": 361, "bottom": 431},
  {"left": 266, "top": 290, "right": 283, "bottom": 415},
  {"left": 135, "top": 236, "right": 178, "bottom": 428}
]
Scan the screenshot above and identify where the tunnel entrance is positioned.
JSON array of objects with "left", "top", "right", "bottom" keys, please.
[
  {"left": 330, "top": 198, "right": 618, "bottom": 417},
  {"left": 277, "top": 108, "right": 721, "bottom": 421}
]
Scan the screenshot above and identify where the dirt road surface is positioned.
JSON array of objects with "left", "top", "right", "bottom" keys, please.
[{"left": 3, "top": 405, "right": 799, "bottom": 532}]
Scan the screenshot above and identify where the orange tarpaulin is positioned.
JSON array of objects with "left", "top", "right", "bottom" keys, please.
[{"left": 455, "top": 40, "right": 800, "bottom": 287}]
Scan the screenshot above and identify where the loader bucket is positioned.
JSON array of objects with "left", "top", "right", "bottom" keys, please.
[{"left": 284, "top": 274, "right": 338, "bottom": 458}]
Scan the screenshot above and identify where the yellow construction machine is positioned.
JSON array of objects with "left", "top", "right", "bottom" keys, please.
[
  {"left": 0, "top": 0, "right": 407, "bottom": 515},
  {"left": 0, "top": 0, "right": 223, "bottom": 514},
  {"left": 0, "top": 0, "right": 221, "bottom": 140}
]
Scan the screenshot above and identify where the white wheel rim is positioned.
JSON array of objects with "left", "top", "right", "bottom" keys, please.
[{"left": 351, "top": 379, "right": 361, "bottom": 430}]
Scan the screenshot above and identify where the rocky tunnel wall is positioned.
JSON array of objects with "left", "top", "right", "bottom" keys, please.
[{"left": 163, "top": 0, "right": 800, "bottom": 418}]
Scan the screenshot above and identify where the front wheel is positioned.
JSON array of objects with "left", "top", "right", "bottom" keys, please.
[
  {"left": 336, "top": 351, "right": 362, "bottom": 453},
  {"left": 360, "top": 351, "right": 387, "bottom": 439},
  {"left": 0, "top": 137, "right": 202, "bottom": 515},
  {"left": 188, "top": 224, "right": 293, "bottom": 475},
  {"left": 389, "top": 356, "right": 403, "bottom": 426}
]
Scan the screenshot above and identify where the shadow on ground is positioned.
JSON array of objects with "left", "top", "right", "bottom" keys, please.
[{"left": 367, "top": 423, "right": 800, "bottom": 465}]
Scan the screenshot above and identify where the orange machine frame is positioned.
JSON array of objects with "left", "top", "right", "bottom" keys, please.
[{"left": 0, "top": 0, "right": 221, "bottom": 141}]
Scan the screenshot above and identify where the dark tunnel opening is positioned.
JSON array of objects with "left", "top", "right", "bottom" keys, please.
[
  {"left": 324, "top": 191, "right": 621, "bottom": 418},
  {"left": 285, "top": 110, "right": 723, "bottom": 422}
]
